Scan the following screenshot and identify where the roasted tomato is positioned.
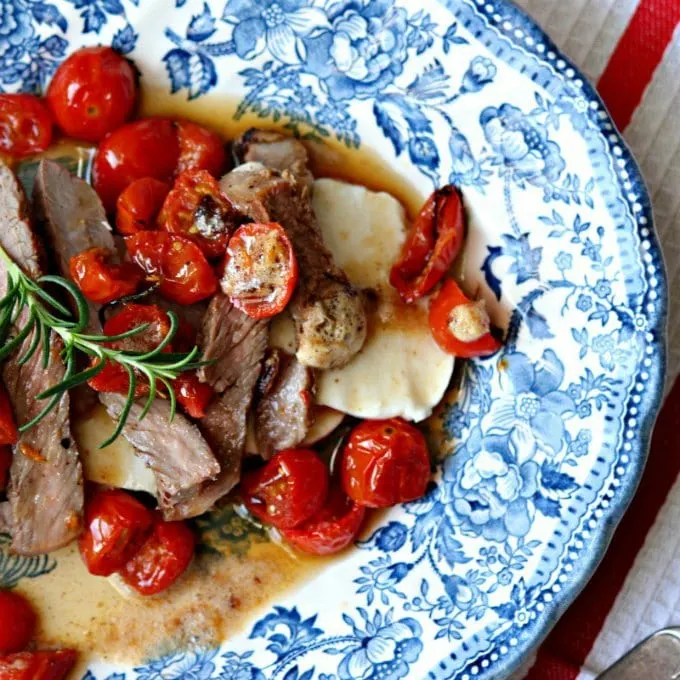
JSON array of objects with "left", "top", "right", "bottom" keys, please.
[
  {"left": 125, "top": 232, "right": 218, "bottom": 305},
  {"left": 0, "top": 650, "right": 77, "bottom": 680},
  {"left": 79, "top": 489, "right": 153, "bottom": 577},
  {"left": 159, "top": 169, "right": 237, "bottom": 258},
  {"left": 116, "top": 177, "right": 170, "bottom": 235},
  {"left": 0, "top": 446, "right": 11, "bottom": 491},
  {"left": 93, "top": 118, "right": 180, "bottom": 211},
  {"left": 341, "top": 418, "right": 430, "bottom": 508},
  {"left": 87, "top": 304, "right": 172, "bottom": 395},
  {"left": 241, "top": 449, "right": 329, "bottom": 530},
  {"left": 69, "top": 247, "right": 144, "bottom": 304},
  {"left": 281, "top": 486, "right": 366, "bottom": 555},
  {"left": 174, "top": 373, "right": 214, "bottom": 419},
  {"left": 176, "top": 121, "right": 226, "bottom": 177},
  {"left": 46, "top": 46, "right": 137, "bottom": 142},
  {"left": 0, "top": 94, "right": 53, "bottom": 158},
  {"left": 390, "top": 185, "right": 464, "bottom": 303},
  {"left": 0, "top": 382, "right": 18, "bottom": 446},
  {"left": 428, "top": 279, "right": 501, "bottom": 358},
  {"left": 0, "top": 590, "right": 36, "bottom": 653},
  {"left": 221, "top": 222, "right": 298, "bottom": 319},
  {"left": 120, "top": 519, "right": 195, "bottom": 596}
]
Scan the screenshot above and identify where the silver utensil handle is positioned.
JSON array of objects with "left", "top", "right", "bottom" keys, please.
[{"left": 598, "top": 628, "right": 680, "bottom": 679}]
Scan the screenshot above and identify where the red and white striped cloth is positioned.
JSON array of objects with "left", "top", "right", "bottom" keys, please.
[{"left": 507, "top": 1, "right": 680, "bottom": 677}]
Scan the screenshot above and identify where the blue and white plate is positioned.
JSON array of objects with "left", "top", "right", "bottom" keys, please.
[{"left": 1, "top": 0, "right": 667, "bottom": 678}]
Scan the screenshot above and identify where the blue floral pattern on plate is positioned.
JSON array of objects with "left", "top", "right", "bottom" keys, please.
[{"left": 0, "top": 0, "right": 666, "bottom": 678}]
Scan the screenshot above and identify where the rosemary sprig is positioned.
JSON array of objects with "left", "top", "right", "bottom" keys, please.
[{"left": 0, "top": 246, "right": 208, "bottom": 448}]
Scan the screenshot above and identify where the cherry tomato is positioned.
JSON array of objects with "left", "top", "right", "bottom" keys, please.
[
  {"left": 87, "top": 304, "right": 172, "bottom": 395},
  {"left": 93, "top": 118, "right": 180, "bottom": 212},
  {"left": 390, "top": 185, "right": 464, "bottom": 303},
  {"left": 46, "top": 46, "right": 137, "bottom": 143},
  {"left": 174, "top": 373, "right": 214, "bottom": 419},
  {"left": 176, "top": 121, "right": 226, "bottom": 177},
  {"left": 69, "top": 247, "right": 144, "bottom": 304},
  {"left": 158, "top": 169, "right": 236, "bottom": 258},
  {"left": 120, "top": 519, "right": 195, "bottom": 596},
  {"left": 0, "top": 383, "right": 18, "bottom": 446},
  {"left": 0, "top": 94, "right": 53, "bottom": 158},
  {"left": 0, "top": 446, "right": 11, "bottom": 492},
  {"left": 0, "top": 650, "right": 77, "bottom": 680},
  {"left": 221, "top": 223, "right": 298, "bottom": 319},
  {"left": 78, "top": 489, "right": 153, "bottom": 577},
  {"left": 341, "top": 418, "right": 430, "bottom": 508},
  {"left": 125, "top": 232, "right": 218, "bottom": 305},
  {"left": 281, "top": 486, "right": 366, "bottom": 555},
  {"left": 0, "top": 590, "right": 36, "bottom": 653},
  {"left": 116, "top": 177, "right": 170, "bottom": 235},
  {"left": 429, "top": 280, "right": 501, "bottom": 357},
  {"left": 241, "top": 449, "right": 329, "bottom": 530}
]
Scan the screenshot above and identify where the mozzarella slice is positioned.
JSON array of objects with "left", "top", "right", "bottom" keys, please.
[{"left": 271, "top": 179, "right": 454, "bottom": 422}]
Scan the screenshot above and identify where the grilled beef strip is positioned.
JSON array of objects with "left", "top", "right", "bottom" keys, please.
[
  {"left": 220, "top": 163, "right": 367, "bottom": 370},
  {"left": 34, "top": 160, "right": 221, "bottom": 519},
  {"left": 0, "top": 162, "right": 83, "bottom": 555}
]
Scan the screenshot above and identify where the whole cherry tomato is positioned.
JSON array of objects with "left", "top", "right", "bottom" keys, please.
[
  {"left": 69, "top": 247, "right": 144, "bottom": 304},
  {"left": 125, "top": 232, "right": 218, "bottom": 305},
  {"left": 0, "top": 590, "right": 36, "bottom": 653},
  {"left": 428, "top": 279, "right": 501, "bottom": 358},
  {"left": 120, "top": 519, "right": 195, "bottom": 596},
  {"left": 390, "top": 185, "right": 464, "bottom": 303},
  {"left": 158, "top": 169, "right": 236, "bottom": 258},
  {"left": 116, "top": 177, "right": 170, "bottom": 235},
  {"left": 281, "top": 486, "right": 366, "bottom": 555},
  {"left": 176, "top": 121, "right": 226, "bottom": 177},
  {"left": 341, "top": 418, "right": 430, "bottom": 508},
  {"left": 173, "top": 373, "right": 214, "bottom": 419},
  {"left": 0, "top": 94, "right": 53, "bottom": 158},
  {"left": 46, "top": 46, "right": 137, "bottom": 142},
  {"left": 0, "top": 446, "right": 11, "bottom": 492},
  {"left": 0, "top": 382, "right": 18, "bottom": 446},
  {"left": 241, "top": 449, "right": 329, "bottom": 530},
  {"left": 0, "top": 650, "right": 77, "bottom": 680},
  {"left": 79, "top": 489, "right": 154, "bottom": 577},
  {"left": 221, "top": 222, "right": 298, "bottom": 319},
  {"left": 93, "top": 118, "right": 180, "bottom": 211}
]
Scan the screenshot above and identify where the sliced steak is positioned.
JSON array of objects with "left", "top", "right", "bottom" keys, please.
[
  {"left": 254, "top": 352, "right": 314, "bottom": 458},
  {"left": 0, "top": 162, "right": 83, "bottom": 555},
  {"left": 234, "top": 129, "right": 313, "bottom": 189},
  {"left": 220, "top": 164, "right": 366, "bottom": 369},
  {"left": 34, "top": 161, "right": 221, "bottom": 518}
]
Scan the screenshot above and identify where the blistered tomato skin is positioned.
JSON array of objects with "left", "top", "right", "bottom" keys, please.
[
  {"left": 0, "top": 590, "right": 37, "bottom": 653},
  {"left": 116, "top": 177, "right": 170, "bottom": 235},
  {"left": 0, "top": 94, "right": 53, "bottom": 158},
  {"left": 0, "top": 650, "right": 77, "bottom": 680},
  {"left": 46, "top": 46, "right": 137, "bottom": 142},
  {"left": 175, "top": 121, "right": 226, "bottom": 176}
]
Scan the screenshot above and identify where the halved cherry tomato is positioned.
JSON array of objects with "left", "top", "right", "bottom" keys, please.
[
  {"left": 120, "top": 519, "right": 195, "bottom": 596},
  {"left": 69, "top": 247, "right": 144, "bottom": 304},
  {"left": 0, "top": 383, "right": 18, "bottom": 446},
  {"left": 79, "top": 489, "right": 154, "bottom": 577},
  {"left": 0, "top": 446, "right": 11, "bottom": 491},
  {"left": 0, "top": 590, "right": 36, "bottom": 653},
  {"left": 390, "top": 185, "right": 464, "bottom": 303},
  {"left": 281, "top": 486, "right": 366, "bottom": 555},
  {"left": 221, "top": 222, "right": 298, "bottom": 319},
  {"left": 0, "top": 94, "right": 53, "bottom": 158},
  {"left": 93, "top": 118, "right": 180, "bottom": 211},
  {"left": 125, "top": 232, "right": 218, "bottom": 305},
  {"left": 428, "top": 280, "right": 501, "bottom": 358},
  {"left": 46, "top": 46, "right": 137, "bottom": 143},
  {"left": 176, "top": 121, "right": 226, "bottom": 177},
  {"left": 241, "top": 449, "right": 329, "bottom": 530},
  {"left": 159, "top": 169, "right": 237, "bottom": 258},
  {"left": 116, "top": 177, "right": 170, "bottom": 235},
  {"left": 174, "top": 373, "right": 214, "bottom": 419},
  {"left": 0, "top": 650, "right": 77, "bottom": 680},
  {"left": 87, "top": 304, "right": 172, "bottom": 395},
  {"left": 341, "top": 418, "right": 430, "bottom": 508}
]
